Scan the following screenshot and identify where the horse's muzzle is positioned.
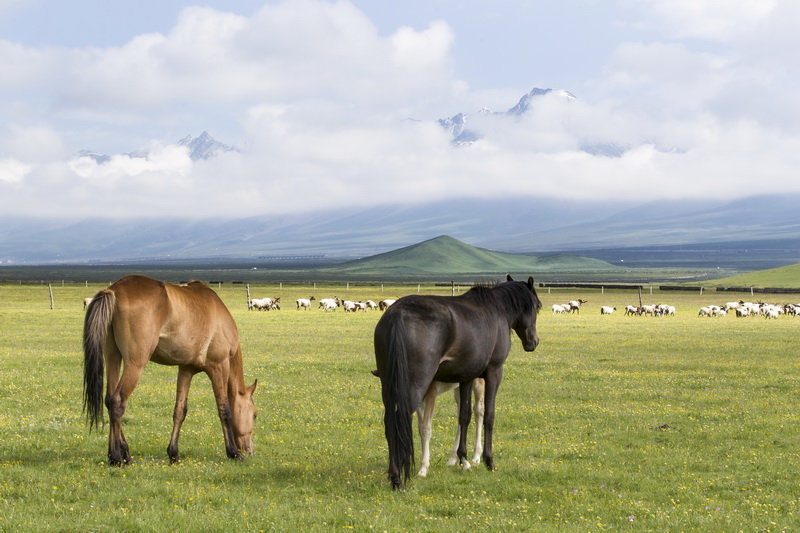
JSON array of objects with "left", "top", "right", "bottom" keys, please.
[{"left": 523, "top": 336, "right": 539, "bottom": 352}]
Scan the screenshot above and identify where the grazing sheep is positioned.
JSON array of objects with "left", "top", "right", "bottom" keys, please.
[
  {"left": 379, "top": 299, "right": 396, "bottom": 311},
  {"left": 567, "top": 299, "right": 588, "bottom": 314},
  {"left": 600, "top": 306, "right": 616, "bottom": 315},
  {"left": 318, "top": 298, "right": 338, "bottom": 311},
  {"left": 296, "top": 296, "right": 316, "bottom": 310}
]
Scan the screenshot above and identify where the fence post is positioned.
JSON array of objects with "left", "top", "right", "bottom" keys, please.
[
  {"left": 48, "top": 283, "right": 55, "bottom": 310},
  {"left": 246, "top": 284, "right": 251, "bottom": 309}
]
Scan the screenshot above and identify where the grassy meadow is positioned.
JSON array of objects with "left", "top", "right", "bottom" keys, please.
[
  {"left": 699, "top": 262, "right": 800, "bottom": 289},
  {"left": 1, "top": 280, "right": 800, "bottom": 531}
]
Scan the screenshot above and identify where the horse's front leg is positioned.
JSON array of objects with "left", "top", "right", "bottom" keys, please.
[
  {"left": 416, "top": 385, "right": 438, "bottom": 478},
  {"left": 206, "top": 365, "right": 239, "bottom": 459},
  {"left": 482, "top": 367, "right": 504, "bottom": 471},
  {"left": 456, "top": 380, "right": 474, "bottom": 470},
  {"left": 167, "top": 366, "right": 195, "bottom": 463},
  {"left": 449, "top": 379, "right": 486, "bottom": 466}
]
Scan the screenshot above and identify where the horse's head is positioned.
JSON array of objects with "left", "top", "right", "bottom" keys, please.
[
  {"left": 507, "top": 274, "right": 541, "bottom": 352},
  {"left": 232, "top": 380, "right": 258, "bottom": 455}
]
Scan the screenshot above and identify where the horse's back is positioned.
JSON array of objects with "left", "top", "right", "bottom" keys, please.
[
  {"left": 375, "top": 293, "right": 506, "bottom": 383},
  {"left": 109, "top": 275, "right": 239, "bottom": 365}
]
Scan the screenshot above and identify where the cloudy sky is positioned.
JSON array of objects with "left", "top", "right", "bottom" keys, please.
[{"left": 0, "top": 0, "right": 798, "bottom": 218}]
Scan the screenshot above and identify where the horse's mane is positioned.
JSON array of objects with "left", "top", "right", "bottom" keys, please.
[{"left": 465, "top": 279, "right": 541, "bottom": 316}]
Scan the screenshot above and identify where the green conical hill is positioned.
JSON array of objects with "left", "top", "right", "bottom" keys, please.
[{"left": 322, "top": 235, "right": 617, "bottom": 276}]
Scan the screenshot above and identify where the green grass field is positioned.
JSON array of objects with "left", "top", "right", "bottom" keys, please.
[
  {"left": 1, "top": 281, "right": 800, "bottom": 531},
  {"left": 700, "top": 262, "right": 800, "bottom": 289}
]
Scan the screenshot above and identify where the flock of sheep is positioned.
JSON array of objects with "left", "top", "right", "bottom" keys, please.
[
  {"left": 698, "top": 300, "right": 800, "bottom": 319},
  {"left": 550, "top": 300, "right": 677, "bottom": 316},
  {"left": 248, "top": 296, "right": 397, "bottom": 313},
  {"left": 551, "top": 298, "right": 800, "bottom": 319},
  {"left": 88, "top": 292, "right": 800, "bottom": 320}
]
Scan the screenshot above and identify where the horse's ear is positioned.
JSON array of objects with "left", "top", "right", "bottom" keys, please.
[
  {"left": 506, "top": 274, "right": 514, "bottom": 282},
  {"left": 247, "top": 379, "right": 258, "bottom": 395},
  {"left": 527, "top": 276, "right": 535, "bottom": 289}
]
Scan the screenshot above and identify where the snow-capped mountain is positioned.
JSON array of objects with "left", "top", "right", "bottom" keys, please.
[
  {"left": 178, "top": 131, "right": 237, "bottom": 160},
  {"left": 506, "top": 88, "right": 576, "bottom": 116},
  {"left": 77, "top": 131, "right": 237, "bottom": 163},
  {"left": 439, "top": 87, "right": 578, "bottom": 147}
]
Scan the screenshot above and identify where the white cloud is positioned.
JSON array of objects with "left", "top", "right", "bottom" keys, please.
[
  {"left": 0, "top": 0, "right": 798, "bottom": 218},
  {"left": 0, "top": 157, "right": 29, "bottom": 184},
  {"left": 631, "top": 0, "right": 779, "bottom": 42},
  {"left": 69, "top": 144, "right": 192, "bottom": 183}
]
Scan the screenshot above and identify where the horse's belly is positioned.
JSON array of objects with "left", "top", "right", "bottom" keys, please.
[
  {"left": 152, "top": 336, "right": 208, "bottom": 366},
  {"left": 434, "top": 357, "right": 487, "bottom": 382}
]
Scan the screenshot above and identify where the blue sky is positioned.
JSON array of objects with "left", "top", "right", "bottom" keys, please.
[{"left": 0, "top": 0, "right": 797, "bottom": 217}]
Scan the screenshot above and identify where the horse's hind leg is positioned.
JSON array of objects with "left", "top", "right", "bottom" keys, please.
[
  {"left": 456, "top": 380, "right": 474, "bottom": 470},
  {"left": 447, "top": 387, "right": 464, "bottom": 467},
  {"left": 167, "top": 366, "right": 195, "bottom": 463},
  {"left": 103, "top": 342, "right": 127, "bottom": 466},
  {"left": 416, "top": 384, "right": 439, "bottom": 478},
  {"left": 471, "top": 379, "right": 485, "bottom": 465},
  {"left": 106, "top": 361, "right": 146, "bottom": 466}
]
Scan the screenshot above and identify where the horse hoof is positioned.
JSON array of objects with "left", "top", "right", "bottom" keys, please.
[
  {"left": 460, "top": 461, "right": 472, "bottom": 471},
  {"left": 446, "top": 458, "right": 458, "bottom": 467}
]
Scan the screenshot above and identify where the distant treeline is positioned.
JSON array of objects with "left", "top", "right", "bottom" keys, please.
[{"left": 538, "top": 282, "right": 644, "bottom": 290}]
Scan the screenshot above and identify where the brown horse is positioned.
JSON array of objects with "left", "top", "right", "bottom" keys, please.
[{"left": 83, "top": 275, "right": 257, "bottom": 465}]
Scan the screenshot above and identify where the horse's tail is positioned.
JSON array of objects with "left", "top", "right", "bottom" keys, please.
[
  {"left": 381, "top": 318, "right": 414, "bottom": 488},
  {"left": 83, "top": 289, "right": 115, "bottom": 430}
]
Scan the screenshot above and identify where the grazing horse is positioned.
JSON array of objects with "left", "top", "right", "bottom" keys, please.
[
  {"left": 374, "top": 275, "right": 541, "bottom": 489},
  {"left": 83, "top": 275, "right": 257, "bottom": 466}
]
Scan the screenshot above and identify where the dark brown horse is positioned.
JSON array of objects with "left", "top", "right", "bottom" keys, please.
[
  {"left": 374, "top": 275, "right": 541, "bottom": 489},
  {"left": 83, "top": 275, "right": 257, "bottom": 465}
]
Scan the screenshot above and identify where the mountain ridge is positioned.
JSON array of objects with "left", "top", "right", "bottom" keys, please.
[{"left": 2, "top": 194, "right": 800, "bottom": 266}]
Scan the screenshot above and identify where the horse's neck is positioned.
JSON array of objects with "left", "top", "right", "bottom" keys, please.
[
  {"left": 465, "top": 289, "right": 514, "bottom": 325},
  {"left": 226, "top": 346, "right": 247, "bottom": 397}
]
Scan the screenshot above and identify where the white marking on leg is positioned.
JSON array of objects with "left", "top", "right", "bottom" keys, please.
[
  {"left": 471, "top": 378, "right": 485, "bottom": 464},
  {"left": 416, "top": 386, "right": 438, "bottom": 478}
]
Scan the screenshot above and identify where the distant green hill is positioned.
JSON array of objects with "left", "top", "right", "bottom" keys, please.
[
  {"left": 703, "top": 262, "right": 800, "bottom": 288},
  {"left": 320, "top": 235, "right": 618, "bottom": 277}
]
